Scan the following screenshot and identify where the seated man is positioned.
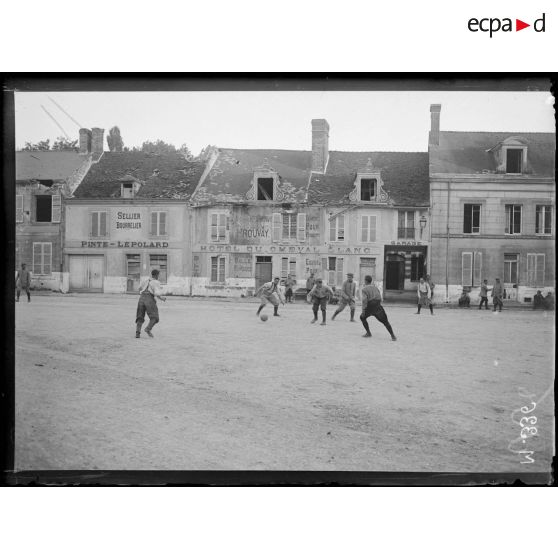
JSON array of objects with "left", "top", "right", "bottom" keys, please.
[
  {"left": 458, "top": 290, "right": 470, "bottom": 308},
  {"left": 533, "top": 290, "right": 544, "bottom": 310},
  {"left": 543, "top": 292, "right": 554, "bottom": 311}
]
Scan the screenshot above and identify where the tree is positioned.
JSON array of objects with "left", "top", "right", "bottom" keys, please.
[
  {"left": 107, "top": 126, "right": 124, "bottom": 152},
  {"left": 52, "top": 136, "right": 78, "bottom": 151},
  {"left": 23, "top": 139, "right": 51, "bottom": 151},
  {"left": 137, "top": 139, "right": 179, "bottom": 155}
]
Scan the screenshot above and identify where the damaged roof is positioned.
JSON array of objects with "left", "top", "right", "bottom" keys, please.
[
  {"left": 73, "top": 152, "right": 205, "bottom": 199},
  {"left": 430, "top": 132, "right": 556, "bottom": 175},
  {"left": 308, "top": 151, "right": 429, "bottom": 206},
  {"left": 193, "top": 148, "right": 313, "bottom": 205},
  {"left": 16, "top": 151, "right": 90, "bottom": 181}
]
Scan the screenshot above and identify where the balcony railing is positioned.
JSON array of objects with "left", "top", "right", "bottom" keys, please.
[{"left": 398, "top": 227, "right": 415, "bottom": 239}]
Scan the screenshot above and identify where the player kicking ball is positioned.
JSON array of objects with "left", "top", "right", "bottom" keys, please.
[
  {"left": 307, "top": 278, "right": 334, "bottom": 325},
  {"left": 254, "top": 277, "right": 285, "bottom": 317},
  {"left": 360, "top": 275, "right": 397, "bottom": 341}
]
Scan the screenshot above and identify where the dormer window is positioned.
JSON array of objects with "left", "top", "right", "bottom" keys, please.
[
  {"left": 121, "top": 183, "right": 134, "bottom": 198},
  {"left": 360, "top": 178, "right": 376, "bottom": 201},
  {"left": 489, "top": 137, "right": 528, "bottom": 175},
  {"left": 257, "top": 177, "right": 274, "bottom": 200},
  {"left": 247, "top": 159, "right": 284, "bottom": 202},
  {"left": 506, "top": 149, "right": 523, "bottom": 174}
]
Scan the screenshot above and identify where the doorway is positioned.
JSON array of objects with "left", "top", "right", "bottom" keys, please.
[
  {"left": 255, "top": 256, "right": 272, "bottom": 291},
  {"left": 126, "top": 254, "right": 141, "bottom": 292},
  {"left": 385, "top": 255, "right": 405, "bottom": 290},
  {"left": 359, "top": 257, "right": 376, "bottom": 289},
  {"left": 69, "top": 255, "right": 104, "bottom": 291}
]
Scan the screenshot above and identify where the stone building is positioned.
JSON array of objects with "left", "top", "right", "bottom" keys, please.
[
  {"left": 428, "top": 104, "right": 555, "bottom": 304},
  {"left": 65, "top": 150, "right": 206, "bottom": 294},
  {"left": 15, "top": 129, "right": 100, "bottom": 292}
]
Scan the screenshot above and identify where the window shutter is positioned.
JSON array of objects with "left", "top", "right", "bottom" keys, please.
[
  {"left": 473, "top": 252, "right": 482, "bottom": 286},
  {"left": 337, "top": 258, "right": 344, "bottom": 286},
  {"left": 44, "top": 243, "right": 52, "bottom": 275},
  {"left": 16, "top": 195, "right": 24, "bottom": 223},
  {"left": 536, "top": 254, "right": 545, "bottom": 286},
  {"left": 297, "top": 213, "right": 306, "bottom": 241},
  {"left": 210, "top": 213, "right": 217, "bottom": 241},
  {"left": 526, "top": 254, "right": 535, "bottom": 286},
  {"left": 91, "top": 213, "right": 98, "bottom": 237},
  {"left": 33, "top": 243, "right": 41, "bottom": 274},
  {"left": 462, "top": 253, "right": 472, "bottom": 287},
  {"left": 100, "top": 212, "right": 107, "bottom": 236},
  {"left": 151, "top": 212, "right": 158, "bottom": 235},
  {"left": 51, "top": 194, "right": 61, "bottom": 223},
  {"left": 225, "top": 215, "right": 229, "bottom": 241},
  {"left": 361, "top": 216, "right": 367, "bottom": 242},
  {"left": 369, "top": 216, "right": 376, "bottom": 242},
  {"left": 329, "top": 215, "right": 336, "bottom": 242},
  {"left": 160, "top": 212, "right": 167, "bottom": 236},
  {"left": 272, "top": 213, "right": 282, "bottom": 241},
  {"left": 338, "top": 215, "right": 345, "bottom": 241}
]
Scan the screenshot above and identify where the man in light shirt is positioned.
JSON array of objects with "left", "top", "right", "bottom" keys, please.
[
  {"left": 360, "top": 275, "right": 397, "bottom": 341},
  {"left": 331, "top": 272, "right": 357, "bottom": 322},
  {"left": 307, "top": 278, "right": 335, "bottom": 325},
  {"left": 254, "top": 276, "right": 284, "bottom": 317},
  {"left": 135, "top": 269, "right": 166, "bottom": 338}
]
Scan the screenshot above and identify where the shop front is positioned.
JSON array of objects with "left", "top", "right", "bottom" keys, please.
[{"left": 383, "top": 241, "right": 428, "bottom": 292}]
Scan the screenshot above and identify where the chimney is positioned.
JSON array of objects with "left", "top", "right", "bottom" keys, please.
[
  {"left": 91, "top": 127, "right": 105, "bottom": 155},
  {"left": 311, "top": 119, "right": 329, "bottom": 173},
  {"left": 429, "top": 104, "right": 441, "bottom": 146},
  {"left": 79, "top": 128, "right": 92, "bottom": 153}
]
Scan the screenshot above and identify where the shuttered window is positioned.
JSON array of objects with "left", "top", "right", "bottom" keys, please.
[
  {"left": 16, "top": 195, "right": 24, "bottom": 223},
  {"left": 33, "top": 242, "right": 52, "bottom": 275},
  {"left": 91, "top": 211, "right": 108, "bottom": 237},
  {"left": 326, "top": 257, "right": 344, "bottom": 286},
  {"left": 282, "top": 213, "right": 296, "bottom": 240},
  {"left": 151, "top": 211, "right": 167, "bottom": 236},
  {"left": 211, "top": 256, "right": 226, "bottom": 282},
  {"left": 272, "top": 213, "right": 282, "bottom": 241},
  {"left": 361, "top": 215, "right": 377, "bottom": 242},
  {"left": 535, "top": 205, "right": 552, "bottom": 235},
  {"left": 329, "top": 214, "right": 345, "bottom": 241},
  {"left": 51, "top": 194, "right": 61, "bottom": 223},
  {"left": 462, "top": 251, "right": 482, "bottom": 287},
  {"left": 297, "top": 213, "right": 306, "bottom": 241},
  {"left": 210, "top": 213, "right": 227, "bottom": 242},
  {"left": 526, "top": 254, "right": 545, "bottom": 287}
]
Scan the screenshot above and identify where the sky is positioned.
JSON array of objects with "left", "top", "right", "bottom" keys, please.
[{"left": 14, "top": 90, "right": 555, "bottom": 155}]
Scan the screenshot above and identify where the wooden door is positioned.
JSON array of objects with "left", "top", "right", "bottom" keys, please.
[
  {"left": 255, "top": 258, "right": 272, "bottom": 291},
  {"left": 69, "top": 256, "right": 88, "bottom": 290},
  {"left": 88, "top": 256, "right": 104, "bottom": 290}
]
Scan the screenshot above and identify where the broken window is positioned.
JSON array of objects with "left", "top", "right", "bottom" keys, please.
[
  {"left": 257, "top": 178, "right": 274, "bottom": 200},
  {"left": 35, "top": 195, "right": 52, "bottom": 222}
]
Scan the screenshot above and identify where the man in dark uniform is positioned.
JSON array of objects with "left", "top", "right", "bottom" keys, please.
[
  {"left": 16, "top": 263, "right": 32, "bottom": 302},
  {"left": 135, "top": 269, "right": 166, "bottom": 338},
  {"left": 360, "top": 275, "right": 397, "bottom": 341}
]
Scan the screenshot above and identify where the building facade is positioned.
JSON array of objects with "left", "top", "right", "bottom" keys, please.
[
  {"left": 15, "top": 131, "right": 99, "bottom": 292},
  {"left": 428, "top": 104, "right": 555, "bottom": 304},
  {"left": 65, "top": 150, "right": 206, "bottom": 294}
]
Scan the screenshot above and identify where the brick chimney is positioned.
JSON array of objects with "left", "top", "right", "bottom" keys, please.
[
  {"left": 79, "top": 128, "right": 92, "bottom": 153},
  {"left": 91, "top": 127, "right": 105, "bottom": 155},
  {"left": 429, "top": 104, "right": 441, "bottom": 146},
  {"left": 311, "top": 119, "right": 329, "bottom": 173}
]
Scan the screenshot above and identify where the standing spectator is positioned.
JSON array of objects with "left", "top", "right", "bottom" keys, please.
[
  {"left": 458, "top": 290, "right": 471, "bottom": 308},
  {"left": 307, "top": 278, "right": 334, "bottom": 325},
  {"left": 16, "top": 263, "right": 32, "bottom": 303},
  {"left": 360, "top": 275, "right": 397, "bottom": 340},
  {"left": 416, "top": 277, "right": 434, "bottom": 315},
  {"left": 305, "top": 272, "right": 316, "bottom": 302},
  {"left": 478, "top": 279, "right": 491, "bottom": 310},
  {"left": 492, "top": 278, "right": 504, "bottom": 312},
  {"left": 331, "top": 272, "right": 357, "bottom": 322},
  {"left": 543, "top": 292, "right": 554, "bottom": 311},
  {"left": 426, "top": 274, "right": 435, "bottom": 302},
  {"left": 284, "top": 274, "right": 296, "bottom": 303},
  {"left": 533, "top": 290, "right": 545, "bottom": 310}
]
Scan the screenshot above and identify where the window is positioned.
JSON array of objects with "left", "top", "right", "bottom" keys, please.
[
  {"left": 272, "top": 213, "right": 306, "bottom": 241},
  {"left": 16, "top": 194, "right": 23, "bottom": 223},
  {"left": 33, "top": 242, "right": 52, "bottom": 275},
  {"left": 282, "top": 213, "right": 297, "bottom": 240},
  {"left": 121, "top": 183, "right": 134, "bottom": 198},
  {"left": 150, "top": 254, "right": 167, "bottom": 284},
  {"left": 462, "top": 252, "right": 482, "bottom": 287},
  {"left": 257, "top": 178, "right": 274, "bottom": 200},
  {"left": 91, "top": 211, "right": 108, "bottom": 237},
  {"left": 506, "top": 149, "right": 523, "bottom": 173},
  {"left": 361, "top": 215, "right": 377, "bottom": 242},
  {"left": 360, "top": 179, "right": 376, "bottom": 201},
  {"left": 410, "top": 254, "right": 425, "bottom": 282},
  {"left": 527, "top": 254, "right": 545, "bottom": 287},
  {"left": 504, "top": 254, "right": 519, "bottom": 285},
  {"left": 211, "top": 256, "right": 226, "bottom": 283},
  {"left": 210, "top": 213, "right": 227, "bottom": 242},
  {"left": 281, "top": 257, "right": 296, "bottom": 280},
  {"left": 151, "top": 211, "right": 167, "bottom": 236},
  {"left": 329, "top": 214, "right": 345, "bottom": 242},
  {"left": 505, "top": 205, "right": 522, "bottom": 235},
  {"left": 535, "top": 205, "right": 552, "bottom": 235},
  {"left": 324, "top": 256, "right": 344, "bottom": 286},
  {"left": 463, "top": 204, "right": 481, "bottom": 234},
  {"left": 398, "top": 211, "right": 415, "bottom": 239},
  {"left": 36, "top": 195, "right": 52, "bottom": 222}
]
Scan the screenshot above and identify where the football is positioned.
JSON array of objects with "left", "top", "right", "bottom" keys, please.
[{"left": 260, "top": 314, "right": 269, "bottom": 322}]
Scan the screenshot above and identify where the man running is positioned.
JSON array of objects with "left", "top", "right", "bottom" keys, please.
[
  {"left": 360, "top": 275, "right": 396, "bottom": 341},
  {"left": 135, "top": 269, "right": 166, "bottom": 338},
  {"left": 255, "top": 276, "right": 284, "bottom": 317},
  {"left": 307, "top": 278, "right": 334, "bottom": 325},
  {"left": 331, "top": 272, "right": 357, "bottom": 322}
]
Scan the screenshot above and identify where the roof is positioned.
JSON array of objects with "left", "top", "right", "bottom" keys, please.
[
  {"left": 308, "top": 151, "right": 429, "bottom": 206},
  {"left": 73, "top": 152, "right": 206, "bottom": 199},
  {"left": 193, "top": 148, "right": 313, "bottom": 205},
  {"left": 16, "top": 151, "right": 90, "bottom": 181},
  {"left": 430, "top": 132, "right": 555, "bottom": 176}
]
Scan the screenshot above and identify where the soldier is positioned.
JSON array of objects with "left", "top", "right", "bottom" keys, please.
[
  {"left": 478, "top": 279, "right": 491, "bottom": 310},
  {"left": 135, "top": 269, "right": 166, "bottom": 338},
  {"left": 492, "top": 278, "right": 504, "bottom": 312},
  {"left": 331, "top": 272, "right": 357, "bottom": 322},
  {"left": 307, "top": 278, "right": 334, "bottom": 325},
  {"left": 255, "top": 277, "right": 284, "bottom": 317},
  {"left": 284, "top": 274, "right": 296, "bottom": 303},
  {"left": 360, "top": 275, "right": 397, "bottom": 341},
  {"left": 16, "top": 263, "right": 32, "bottom": 303}
]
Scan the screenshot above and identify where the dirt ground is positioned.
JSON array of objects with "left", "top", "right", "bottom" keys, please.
[{"left": 14, "top": 294, "right": 555, "bottom": 473}]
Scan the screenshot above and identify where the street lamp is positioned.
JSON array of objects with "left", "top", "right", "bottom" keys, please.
[{"left": 419, "top": 215, "right": 427, "bottom": 239}]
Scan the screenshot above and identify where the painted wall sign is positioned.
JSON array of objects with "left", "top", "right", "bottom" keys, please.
[
  {"left": 195, "top": 244, "right": 379, "bottom": 255},
  {"left": 80, "top": 241, "right": 169, "bottom": 248},
  {"left": 116, "top": 211, "right": 142, "bottom": 229},
  {"left": 232, "top": 254, "right": 253, "bottom": 278},
  {"left": 390, "top": 241, "right": 423, "bottom": 246}
]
